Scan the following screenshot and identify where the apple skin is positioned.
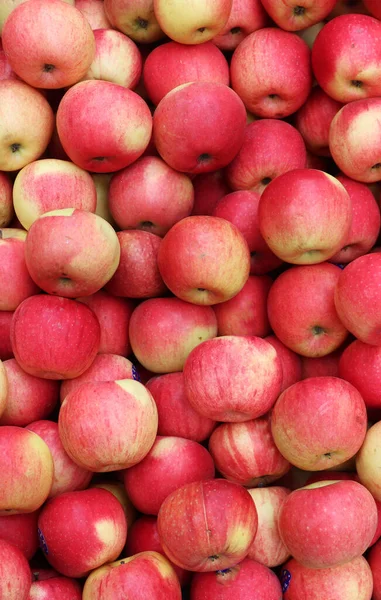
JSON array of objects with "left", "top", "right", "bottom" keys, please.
[
  {"left": 29, "top": 573, "right": 82, "bottom": 600},
  {"left": 75, "top": 0, "right": 112, "bottom": 29},
  {"left": 278, "top": 480, "right": 378, "bottom": 569},
  {"left": 267, "top": 263, "right": 348, "bottom": 357},
  {"left": 271, "top": 376, "right": 367, "bottom": 471},
  {"left": 13, "top": 158, "right": 97, "bottom": 231},
  {"left": 56, "top": 80, "right": 152, "bottom": 173},
  {"left": 356, "top": 421, "right": 381, "bottom": 501},
  {"left": 192, "top": 170, "right": 231, "bottom": 216},
  {"left": 82, "top": 551, "right": 182, "bottom": 600},
  {"left": 208, "top": 416, "right": 290, "bottom": 487},
  {"left": 0, "top": 0, "right": 77, "bottom": 34},
  {"left": 157, "top": 479, "right": 258, "bottom": 572},
  {"left": 183, "top": 335, "right": 282, "bottom": 422},
  {"left": 265, "top": 335, "right": 302, "bottom": 393},
  {"left": 334, "top": 252, "right": 381, "bottom": 344},
  {"left": 0, "top": 46, "right": 17, "bottom": 80},
  {"left": 0, "top": 511, "right": 39, "bottom": 560},
  {"left": 368, "top": 537, "right": 381, "bottom": 600},
  {"left": 153, "top": 0, "right": 232, "bottom": 45},
  {"left": 0, "top": 311, "right": 13, "bottom": 360},
  {"left": 146, "top": 372, "right": 217, "bottom": 442},
  {"left": 226, "top": 119, "right": 307, "bottom": 194},
  {"left": 339, "top": 340, "right": 381, "bottom": 411},
  {"left": 230, "top": 28, "right": 312, "bottom": 118},
  {"left": 0, "top": 539, "right": 32, "bottom": 600},
  {"left": 90, "top": 480, "right": 137, "bottom": 529},
  {"left": 247, "top": 487, "right": 291, "bottom": 567},
  {"left": 10, "top": 295, "right": 101, "bottom": 380},
  {"left": 0, "top": 425, "right": 54, "bottom": 514},
  {"left": 364, "top": 0, "right": 381, "bottom": 18},
  {"left": 2, "top": 0, "right": 96, "bottom": 89},
  {"left": 104, "top": 0, "right": 165, "bottom": 43},
  {"left": 59, "top": 379, "right": 158, "bottom": 472},
  {"left": 261, "top": 0, "right": 336, "bottom": 31},
  {"left": 328, "top": 0, "right": 369, "bottom": 17},
  {"left": 109, "top": 156, "right": 194, "bottom": 236},
  {"left": 37, "top": 488, "right": 127, "bottom": 578},
  {"left": 0, "top": 172, "right": 13, "bottom": 227},
  {"left": 158, "top": 216, "right": 250, "bottom": 305},
  {"left": 258, "top": 169, "right": 352, "bottom": 264},
  {"left": 301, "top": 347, "right": 342, "bottom": 379},
  {"left": 190, "top": 557, "right": 282, "bottom": 600},
  {"left": 124, "top": 436, "right": 215, "bottom": 515},
  {"left": 281, "top": 555, "right": 373, "bottom": 599},
  {"left": 212, "top": 0, "right": 269, "bottom": 51}
]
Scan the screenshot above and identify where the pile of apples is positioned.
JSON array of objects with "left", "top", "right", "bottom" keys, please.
[{"left": 2, "top": 0, "right": 381, "bottom": 598}]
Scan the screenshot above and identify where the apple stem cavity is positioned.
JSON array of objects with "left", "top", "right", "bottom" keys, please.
[
  {"left": 351, "top": 80, "right": 363, "bottom": 88},
  {"left": 197, "top": 27, "right": 206, "bottom": 33},
  {"left": 208, "top": 555, "right": 219, "bottom": 561},
  {"left": 261, "top": 177, "right": 272, "bottom": 186},
  {"left": 197, "top": 153, "right": 211, "bottom": 164},
  {"left": 230, "top": 27, "right": 241, "bottom": 35},
  {"left": 371, "top": 163, "right": 381, "bottom": 170},
  {"left": 293, "top": 5, "right": 306, "bottom": 16}
]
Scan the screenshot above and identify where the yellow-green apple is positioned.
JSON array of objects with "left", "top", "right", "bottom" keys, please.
[
  {"left": 0, "top": 425, "right": 54, "bottom": 514},
  {"left": 271, "top": 376, "right": 367, "bottom": 470},
  {"left": 301, "top": 347, "right": 342, "bottom": 379},
  {"left": 265, "top": 335, "right": 302, "bottom": 393},
  {"left": 104, "top": 0, "right": 165, "bottom": 43},
  {"left": 129, "top": 297, "right": 218, "bottom": 373},
  {"left": 13, "top": 159, "right": 97, "bottom": 231},
  {"left": 157, "top": 479, "right": 258, "bottom": 572},
  {"left": 24, "top": 208, "right": 120, "bottom": 298},
  {"left": 267, "top": 263, "right": 348, "bottom": 357},
  {"left": 0, "top": 359, "right": 58, "bottom": 426},
  {"left": 247, "top": 487, "right": 291, "bottom": 567},
  {"left": 329, "top": 97, "right": 381, "bottom": 182},
  {"left": 2, "top": 0, "right": 95, "bottom": 88},
  {"left": 356, "top": 421, "right": 381, "bottom": 500},
  {"left": 37, "top": 488, "right": 127, "bottom": 578},
  {"left": 0, "top": 312, "right": 13, "bottom": 360},
  {"left": 0, "top": 80, "right": 54, "bottom": 171},
  {"left": 26, "top": 420, "right": 92, "bottom": 498},
  {"left": 82, "top": 551, "right": 182, "bottom": 599},
  {"left": 278, "top": 480, "right": 378, "bottom": 568},
  {"left": 0, "top": 172, "right": 13, "bottom": 226},
  {"left": 56, "top": 80, "right": 152, "bottom": 173},
  {"left": 230, "top": 28, "right": 312, "bottom": 118},
  {"left": 153, "top": 0, "right": 232, "bottom": 44},
  {"left": 0, "top": 511, "right": 39, "bottom": 560},
  {"left": 294, "top": 86, "right": 343, "bottom": 156},
  {"left": 153, "top": 82, "right": 246, "bottom": 174},
  {"left": 305, "top": 471, "right": 359, "bottom": 485},
  {"left": 105, "top": 230, "right": 166, "bottom": 298},
  {"left": 281, "top": 555, "right": 373, "bottom": 599},
  {"left": 146, "top": 372, "right": 217, "bottom": 442},
  {"left": 143, "top": 41, "right": 229, "bottom": 105},
  {"left": 157, "top": 216, "right": 250, "bottom": 304},
  {"left": 59, "top": 379, "right": 158, "bottom": 472},
  {"left": 11, "top": 295, "right": 100, "bottom": 379},
  {"left": 82, "top": 28, "right": 142, "bottom": 88},
  {"left": 0, "top": 229, "right": 40, "bottom": 311},
  {"left": 226, "top": 119, "right": 307, "bottom": 194},
  {"left": 192, "top": 170, "right": 231, "bottom": 216},
  {"left": 213, "top": 275, "right": 272, "bottom": 337},
  {"left": 90, "top": 480, "right": 137, "bottom": 528},
  {"left": 212, "top": 0, "right": 268, "bottom": 50},
  {"left": 334, "top": 252, "right": 381, "bottom": 344},
  {"left": 364, "top": 0, "right": 381, "bottom": 18},
  {"left": 92, "top": 173, "right": 115, "bottom": 226},
  {"left": 76, "top": 0, "right": 112, "bottom": 29},
  {"left": 296, "top": 20, "right": 325, "bottom": 47},
  {"left": 0, "top": 540, "right": 32, "bottom": 600},
  {"left": 208, "top": 416, "right": 290, "bottom": 487},
  {"left": 339, "top": 340, "right": 381, "bottom": 412},
  {"left": 125, "top": 516, "right": 190, "bottom": 586},
  {"left": 183, "top": 335, "right": 282, "bottom": 422},
  {"left": 368, "top": 537, "right": 381, "bottom": 600},
  {"left": 109, "top": 156, "right": 194, "bottom": 236},
  {"left": 312, "top": 14, "right": 381, "bottom": 103},
  {"left": 124, "top": 436, "right": 215, "bottom": 515},
  {"left": 261, "top": 0, "right": 336, "bottom": 31},
  {"left": 29, "top": 572, "right": 82, "bottom": 600},
  {"left": 0, "top": 0, "right": 74, "bottom": 33},
  {"left": 258, "top": 169, "right": 352, "bottom": 264}
]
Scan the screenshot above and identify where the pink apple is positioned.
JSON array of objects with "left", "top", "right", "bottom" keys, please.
[
  {"left": 212, "top": 0, "right": 269, "bottom": 50},
  {"left": 183, "top": 335, "right": 282, "bottom": 422},
  {"left": 146, "top": 372, "right": 217, "bottom": 442},
  {"left": 271, "top": 376, "right": 367, "bottom": 470},
  {"left": 230, "top": 28, "right": 312, "bottom": 118},
  {"left": 192, "top": 170, "right": 231, "bottom": 216},
  {"left": 157, "top": 479, "right": 258, "bottom": 572},
  {"left": 0, "top": 311, "right": 13, "bottom": 360},
  {"left": 258, "top": 169, "right": 352, "bottom": 264},
  {"left": 265, "top": 335, "right": 302, "bottom": 393},
  {"left": 37, "top": 488, "right": 127, "bottom": 578},
  {"left": 0, "top": 171, "right": 13, "bottom": 226},
  {"left": 13, "top": 158, "right": 97, "bottom": 230},
  {"left": 226, "top": 119, "right": 307, "bottom": 194},
  {"left": 76, "top": 0, "right": 112, "bottom": 29},
  {"left": 0, "top": 539, "right": 32, "bottom": 600},
  {"left": 261, "top": 0, "right": 336, "bottom": 31},
  {"left": 104, "top": 0, "right": 165, "bottom": 43},
  {"left": 339, "top": 340, "right": 381, "bottom": 410},
  {"left": 368, "top": 537, "right": 381, "bottom": 600},
  {"left": 356, "top": 421, "right": 381, "bottom": 501},
  {"left": 0, "top": 45, "right": 18, "bottom": 80},
  {"left": 2, "top": 0, "right": 95, "bottom": 88},
  {"left": 56, "top": 80, "right": 152, "bottom": 173},
  {"left": 0, "top": 511, "right": 39, "bottom": 560},
  {"left": 29, "top": 572, "right": 82, "bottom": 600},
  {"left": 301, "top": 347, "right": 342, "bottom": 379}
]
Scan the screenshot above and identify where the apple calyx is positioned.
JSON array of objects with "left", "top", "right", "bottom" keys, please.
[
  {"left": 230, "top": 27, "right": 241, "bottom": 35},
  {"left": 311, "top": 325, "right": 325, "bottom": 336},
  {"left": 293, "top": 5, "right": 306, "bottom": 16},
  {"left": 135, "top": 17, "right": 149, "bottom": 30},
  {"left": 10, "top": 143, "right": 21, "bottom": 153},
  {"left": 43, "top": 64, "right": 56, "bottom": 73},
  {"left": 208, "top": 554, "right": 220, "bottom": 562},
  {"left": 351, "top": 80, "right": 362, "bottom": 88},
  {"left": 261, "top": 177, "right": 272, "bottom": 186},
  {"left": 216, "top": 567, "right": 232, "bottom": 575}
]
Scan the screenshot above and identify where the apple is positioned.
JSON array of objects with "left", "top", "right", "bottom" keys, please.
[
  {"left": 208, "top": 416, "right": 290, "bottom": 487},
  {"left": 0, "top": 539, "right": 32, "bottom": 600},
  {"left": 92, "top": 173, "right": 115, "bottom": 226},
  {"left": 153, "top": 82, "right": 247, "bottom": 174},
  {"left": 59, "top": 379, "right": 158, "bottom": 471},
  {"left": 258, "top": 169, "right": 352, "bottom": 264},
  {"left": 13, "top": 158, "right": 97, "bottom": 231},
  {"left": 82, "top": 551, "right": 182, "bottom": 599},
  {"left": 157, "top": 479, "right": 258, "bottom": 572},
  {"left": 364, "top": 0, "right": 381, "bottom": 18},
  {"left": 0, "top": 511, "right": 39, "bottom": 560},
  {"left": 192, "top": 170, "right": 231, "bottom": 216},
  {"left": 2, "top": 0, "right": 95, "bottom": 89},
  {"left": 226, "top": 119, "right": 307, "bottom": 194},
  {"left": 37, "top": 488, "right": 127, "bottom": 578},
  {"left": 56, "top": 80, "right": 152, "bottom": 173},
  {"left": 29, "top": 572, "right": 82, "bottom": 600},
  {"left": 368, "top": 537, "right": 381, "bottom": 600},
  {"left": 146, "top": 372, "right": 217, "bottom": 442},
  {"left": 0, "top": 0, "right": 74, "bottom": 33},
  {"left": 0, "top": 44, "right": 17, "bottom": 80},
  {"left": 267, "top": 263, "right": 348, "bottom": 357},
  {"left": 296, "top": 20, "right": 326, "bottom": 47},
  {"left": 271, "top": 376, "right": 367, "bottom": 470},
  {"left": 0, "top": 80, "right": 54, "bottom": 172},
  {"left": 356, "top": 421, "right": 381, "bottom": 500},
  {"left": 339, "top": 340, "right": 381, "bottom": 411},
  {"left": 278, "top": 480, "right": 378, "bottom": 568},
  {"left": 305, "top": 471, "right": 359, "bottom": 485},
  {"left": 75, "top": 0, "right": 112, "bottom": 29},
  {"left": 0, "top": 172, "right": 13, "bottom": 227},
  {"left": 0, "top": 311, "right": 13, "bottom": 360},
  {"left": 104, "top": 0, "right": 165, "bottom": 43},
  {"left": 212, "top": 0, "right": 268, "bottom": 50},
  {"left": 262, "top": 0, "right": 336, "bottom": 31},
  {"left": 90, "top": 480, "right": 137, "bottom": 528},
  {"left": 329, "top": 0, "right": 369, "bottom": 17},
  {"left": 265, "top": 335, "right": 302, "bottom": 393},
  {"left": 301, "top": 347, "right": 342, "bottom": 379},
  {"left": 183, "top": 335, "right": 282, "bottom": 422},
  {"left": 230, "top": 28, "right": 312, "bottom": 118}
]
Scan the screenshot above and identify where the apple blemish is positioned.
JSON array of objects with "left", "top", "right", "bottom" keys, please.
[
  {"left": 37, "top": 528, "right": 49, "bottom": 555},
  {"left": 280, "top": 568, "right": 291, "bottom": 592}
]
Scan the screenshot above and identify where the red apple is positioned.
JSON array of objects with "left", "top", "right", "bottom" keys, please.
[
  {"left": 90, "top": 480, "right": 137, "bottom": 528},
  {"left": 75, "top": 0, "right": 112, "bottom": 29},
  {"left": 212, "top": 0, "right": 268, "bottom": 50},
  {"left": 104, "top": 0, "right": 165, "bottom": 43},
  {"left": 0, "top": 311, "right": 13, "bottom": 360},
  {"left": 339, "top": 340, "right": 381, "bottom": 410},
  {"left": 368, "top": 537, "right": 381, "bottom": 600},
  {"left": 92, "top": 173, "right": 115, "bottom": 226},
  {"left": 301, "top": 347, "right": 342, "bottom": 379},
  {"left": 0, "top": 511, "right": 39, "bottom": 560},
  {"left": 0, "top": 171, "right": 13, "bottom": 227},
  {"left": 265, "top": 335, "right": 302, "bottom": 393},
  {"left": 192, "top": 170, "right": 231, "bottom": 216},
  {"left": 29, "top": 572, "right": 82, "bottom": 600},
  {"left": 364, "top": 0, "right": 381, "bottom": 18},
  {"left": 329, "top": 0, "right": 369, "bottom": 17},
  {"left": 0, "top": 45, "right": 18, "bottom": 80},
  {"left": 261, "top": 0, "right": 336, "bottom": 30},
  {"left": 0, "top": 539, "right": 32, "bottom": 600}
]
